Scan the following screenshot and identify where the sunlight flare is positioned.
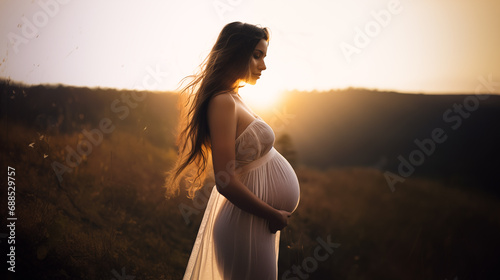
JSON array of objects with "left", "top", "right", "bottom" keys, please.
[{"left": 238, "top": 84, "right": 284, "bottom": 111}]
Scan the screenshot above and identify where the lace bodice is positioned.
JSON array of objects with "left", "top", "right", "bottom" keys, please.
[{"left": 234, "top": 118, "right": 275, "bottom": 169}]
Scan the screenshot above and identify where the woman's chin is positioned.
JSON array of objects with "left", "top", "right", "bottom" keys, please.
[{"left": 246, "top": 79, "right": 257, "bottom": 85}]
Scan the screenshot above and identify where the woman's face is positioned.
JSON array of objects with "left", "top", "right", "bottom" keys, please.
[{"left": 246, "top": 39, "right": 268, "bottom": 85}]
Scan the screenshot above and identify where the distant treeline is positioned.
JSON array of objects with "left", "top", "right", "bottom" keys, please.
[
  {"left": 1, "top": 80, "right": 179, "bottom": 148},
  {"left": 2, "top": 80, "right": 499, "bottom": 195},
  {"left": 268, "top": 88, "right": 500, "bottom": 194}
]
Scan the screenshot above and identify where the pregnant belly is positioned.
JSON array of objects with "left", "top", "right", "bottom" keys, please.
[
  {"left": 269, "top": 153, "right": 300, "bottom": 212},
  {"left": 238, "top": 151, "right": 300, "bottom": 213}
]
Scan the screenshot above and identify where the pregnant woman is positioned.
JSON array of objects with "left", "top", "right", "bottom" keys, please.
[{"left": 165, "top": 22, "right": 300, "bottom": 280}]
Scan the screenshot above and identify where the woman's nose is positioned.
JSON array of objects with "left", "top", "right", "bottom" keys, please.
[{"left": 259, "top": 60, "right": 266, "bottom": 71}]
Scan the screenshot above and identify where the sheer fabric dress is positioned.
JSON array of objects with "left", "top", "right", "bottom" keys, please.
[{"left": 183, "top": 116, "right": 300, "bottom": 280}]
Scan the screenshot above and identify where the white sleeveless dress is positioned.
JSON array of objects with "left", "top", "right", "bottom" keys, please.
[{"left": 183, "top": 117, "right": 301, "bottom": 280}]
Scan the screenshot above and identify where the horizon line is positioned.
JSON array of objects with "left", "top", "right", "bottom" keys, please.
[{"left": 0, "top": 78, "right": 498, "bottom": 96}]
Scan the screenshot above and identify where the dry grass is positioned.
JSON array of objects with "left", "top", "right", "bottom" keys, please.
[{"left": 2, "top": 119, "right": 499, "bottom": 279}]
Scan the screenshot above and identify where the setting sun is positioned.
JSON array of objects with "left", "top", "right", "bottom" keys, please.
[
  {"left": 1, "top": 0, "right": 499, "bottom": 94},
  {"left": 238, "top": 82, "right": 285, "bottom": 111}
]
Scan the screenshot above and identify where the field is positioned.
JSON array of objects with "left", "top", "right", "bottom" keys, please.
[{"left": 1, "top": 82, "right": 500, "bottom": 279}]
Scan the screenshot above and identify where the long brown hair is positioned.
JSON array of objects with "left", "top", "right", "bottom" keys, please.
[{"left": 164, "top": 22, "right": 270, "bottom": 198}]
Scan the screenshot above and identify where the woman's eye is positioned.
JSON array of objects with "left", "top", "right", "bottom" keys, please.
[{"left": 253, "top": 53, "right": 261, "bottom": 59}]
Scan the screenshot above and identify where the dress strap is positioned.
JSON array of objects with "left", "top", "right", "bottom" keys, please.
[{"left": 235, "top": 147, "right": 277, "bottom": 176}]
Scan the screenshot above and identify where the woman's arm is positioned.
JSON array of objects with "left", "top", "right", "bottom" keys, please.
[{"left": 208, "top": 93, "right": 290, "bottom": 233}]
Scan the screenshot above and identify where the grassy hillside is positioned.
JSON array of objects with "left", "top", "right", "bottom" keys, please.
[
  {"left": 1, "top": 82, "right": 500, "bottom": 279},
  {"left": 2, "top": 120, "right": 499, "bottom": 279},
  {"left": 3, "top": 81, "right": 500, "bottom": 193}
]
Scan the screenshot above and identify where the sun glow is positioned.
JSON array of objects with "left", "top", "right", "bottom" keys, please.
[
  {"left": 238, "top": 83, "right": 284, "bottom": 111},
  {"left": 1, "top": 1, "right": 499, "bottom": 94}
]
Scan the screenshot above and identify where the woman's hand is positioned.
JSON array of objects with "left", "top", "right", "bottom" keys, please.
[{"left": 268, "top": 209, "right": 292, "bottom": 233}]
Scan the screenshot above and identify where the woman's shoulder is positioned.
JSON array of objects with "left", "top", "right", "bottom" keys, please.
[
  {"left": 209, "top": 91, "right": 237, "bottom": 110},
  {"left": 207, "top": 91, "right": 238, "bottom": 127}
]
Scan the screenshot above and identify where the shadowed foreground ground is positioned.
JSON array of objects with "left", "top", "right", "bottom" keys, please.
[{"left": 2, "top": 120, "right": 499, "bottom": 280}]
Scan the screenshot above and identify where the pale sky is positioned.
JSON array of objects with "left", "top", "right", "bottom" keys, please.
[{"left": 1, "top": 0, "right": 499, "bottom": 106}]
